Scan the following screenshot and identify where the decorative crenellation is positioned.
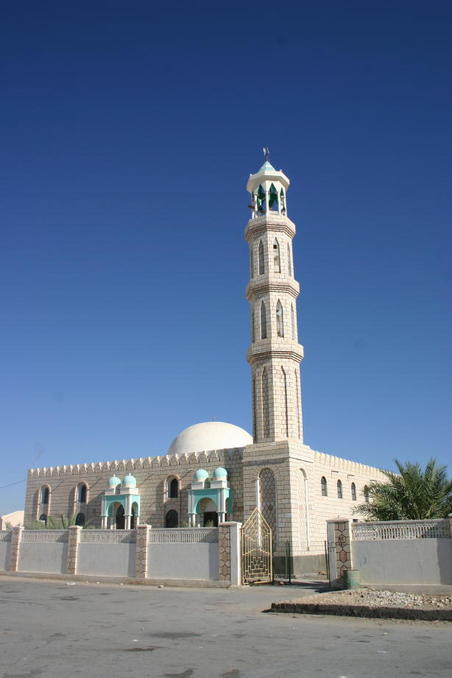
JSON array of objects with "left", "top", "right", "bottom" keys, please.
[
  {"left": 312, "top": 449, "right": 387, "bottom": 478},
  {"left": 28, "top": 447, "right": 245, "bottom": 477}
]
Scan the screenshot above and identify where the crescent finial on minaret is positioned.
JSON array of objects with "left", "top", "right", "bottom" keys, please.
[{"left": 262, "top": 147, "right": 270, "bottom": 161}]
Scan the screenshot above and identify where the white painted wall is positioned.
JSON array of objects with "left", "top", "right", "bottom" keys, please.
[
  {"left": 149, "top": 543, "right": 219, "bottom": 580},
  {"left": 19, "top": 542, "right": 68, "bottom": 574},
  {"left": 0, "top": 532, "right": 11, "bottom": 571},
  {"left": 352, "top": 539, "right": 452, "bottom": 585},
  {"left": 78, "top": 543, "right": 136, "bottom": 577}
]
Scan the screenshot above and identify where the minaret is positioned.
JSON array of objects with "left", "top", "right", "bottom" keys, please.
[{"left": 246, "top": 153, "right": 304, "bottom": 443}]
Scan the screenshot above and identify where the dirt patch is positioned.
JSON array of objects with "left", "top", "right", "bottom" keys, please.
[{"left": 271, "top": 588, "right": 452, "bottom": 621}]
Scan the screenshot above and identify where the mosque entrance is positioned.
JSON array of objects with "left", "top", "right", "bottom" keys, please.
[
  {"left": 115, "top": 504, "right": 125, "bottom": 530},
  {"left": 203, "top": 512, "right": 218, "bottom": 527},
  {"left": 198, "top": 498, "right": 218, "bottom": 527}
]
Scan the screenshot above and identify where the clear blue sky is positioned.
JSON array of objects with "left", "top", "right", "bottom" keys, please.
[{"left": 1, "top": 1, "right": 451, "bottom": 514}]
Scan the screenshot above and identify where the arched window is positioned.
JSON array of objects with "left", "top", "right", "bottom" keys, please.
[
  {"left": 258, "top": 240, "right": 265, "bottom": 275},
  {"left": 291, "top": 304, "right": 296, "bottom": 340},
  {"left": 77, "top": 483, "right": 87, "bottom": 504},
  {"left": 351, "top": 482, "right": 357, "bottom": 501},
  {"left": 131, "top": 502, "right": 139, "bottom": 529},
  {"left": 280, "top": 189, "right": 286, "bottom": 215},
  {"left": 250, "top": 246, "right": 254, "bottom": 278},
  {"left": 41, "top": 486, "right": 49, "bottom": 505},
  {"left": 321, "top": 476, "right": 328, "bottom": 496},
  {"left": 287, "top": 242, "right": 292, "bottom": 275},
  {"left": 39, "top": 514, "right": 47, "bottom": 525},
  {"left": 169, "top": 478, "right": 179, "bottom": 499},
  {"left": 256, "top": 184, "right": 266, "bottom": 214},
  {"left": 281, "top": 367, "right": 288, "bottom": 437},
  {"left": 363, "top": 485, "right": 370, "bottom": 503},
  {"left": 276, "top": 300, "right": 284, "bottom": 337},
  {"left": 260, "top": 300, "right": 267, "bottom": 339},
  {"left": 165, "top": 510, "right": 179, "bottom": 528},
  {"left": 295, "top": 369, "right": 301, "bottom": 439},
  {"left": 262, "top": 368, "right": 270, "bottom": 438},
  {"left": 252, "top": 375, "right": 257, "bottom": 441},
  {"left": 75, "top": 512, "right": 85, "bottom": 527},
  {"left": 269, "top": 183, "right": 278, "bottom": 211},
  {"left": 337, "top": 479, "right": 343, "bottom": 499},
  {"left": 273, "top": 239, "right": 281, "bottom": 273}
]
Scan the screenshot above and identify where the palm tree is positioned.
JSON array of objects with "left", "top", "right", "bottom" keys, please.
[{"left": 356, "top": 458, "right": 452, "bottom": 521}]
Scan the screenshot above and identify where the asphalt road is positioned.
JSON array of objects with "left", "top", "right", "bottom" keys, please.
[{"left": 0, "top": 577, "right": 451, "bottom": 678}]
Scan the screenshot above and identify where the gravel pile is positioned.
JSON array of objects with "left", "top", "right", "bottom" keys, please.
[{"left": 309, "top": 589, "right": 452, "bottom": 609}]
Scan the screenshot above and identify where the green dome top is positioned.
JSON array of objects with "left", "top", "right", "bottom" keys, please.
[
  {"left": 193, "top": 468, "right": 209, "bottom": 482},
  {"left": 108, "top": 474, "right": 121, "bottom": 488},
  {"left": 257, "top": 160, "right": 276, "bottom": 173},
  {"left": 213, "top": 467, "right": 228, "bottom": 480},
  {"left": 123, "top": 473, "right": 137, "bottom": 488}
]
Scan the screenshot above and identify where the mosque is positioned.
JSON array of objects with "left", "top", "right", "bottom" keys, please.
[{"left": 24, "top": 155, "right": 386, "bottom": 574}]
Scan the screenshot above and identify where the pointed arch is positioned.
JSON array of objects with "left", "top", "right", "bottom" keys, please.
[
  {"left": 260, "top": 300, "right": 267, "bottom": 339},
  {"left": 280, "top": 188, "right": 286, "bottom": 215},
  {"left": 252, "top": 374, "right": 257, "bottom": 441},
  {"left": 351, "top": 482, "right": 357, "bottom": 501},
  {"left": 258, "top": 240, "right": 265, "bottom": 275},
  {"left": 276, "top": 300, "right": 284, "bottom": 337},
  {"left": 291, "top": 304, "right": 296, "bottom": 340},
  {"left": 256, "top": 184, "right": 266, "bottom": 214},
  {"left": 269, "top": 183, "right": 278, "bottom": 211},
  {"left": 281, "top": 366, "right": 289, "bottom": 437},
  {"left": 273, "top": 238, "right": 281, "bottom": 273},
  {"left": 251, "top": 308, "right": 256, "bottom": 342},
  {"left": 337, "top": 479, "right": 343, "bottom": 499},
  {"left": 321, "top": 476, "right": 328, "bottom": 496},
  {"left": 287, "top": 242, "right": 292, "bottom": 275},
  {"left": 262, "top": 368, "right": 270, "bottom": 438},
  {"left": 259, "top": 468, "right": 276, "bottom": 537},
  {"left": 295, "top": 369, "right": 301, "bottom": 439}
]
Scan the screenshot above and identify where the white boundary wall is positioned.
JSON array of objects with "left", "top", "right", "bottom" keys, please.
[
  {"left": 351, "top": 519, "right": 452, "bottom": 586},
  {"left": 0, "top": 524, "right": 239, "bottom": 586}
]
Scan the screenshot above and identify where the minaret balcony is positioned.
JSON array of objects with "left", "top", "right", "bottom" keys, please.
[
  {"left": 245, "top": 214, "right": 296, "bottom": 242},
  {"left": 246, "top": 275, "right": 300, "bottom": 301},
  {"left": 247, "top": 339, "right": 304, "bottom": 366}
]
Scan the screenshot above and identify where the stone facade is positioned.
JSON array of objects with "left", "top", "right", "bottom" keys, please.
[{"left": 23, "top": 157, "right": 388, "bottom": 576}]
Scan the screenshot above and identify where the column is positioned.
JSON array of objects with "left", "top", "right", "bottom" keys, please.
[
  {"left": 135, "top": 524, "right": 151, "bottom": 579},
  {"left": 218, "top": 522, "right": 242, "bottom": 586},
  {"left": 67, "top": 525, "right": 81, "bottom": 575},
  {"left": 8, "top": 525, "right": 23, "bottom": 572}
]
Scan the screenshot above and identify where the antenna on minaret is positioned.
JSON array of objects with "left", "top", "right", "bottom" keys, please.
[{"left": 262, "top": 147, "right": 270, "bottom": 162}]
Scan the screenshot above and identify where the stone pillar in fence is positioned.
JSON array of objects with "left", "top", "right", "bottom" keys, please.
[
  {"left": 327, "top": 519, "right": 353, "bottom": 588},
  {"left": 219, "top": 522, "right": 242, "bottom": 586},
  {"left": 67, "top": 525, "right": 81, "bottom": 575},
  {"left": 8, "top": 525, "right": 23, "bottom": 572},
  {"left": 135, "top": 524, "right": 151, "bottom": 579}
]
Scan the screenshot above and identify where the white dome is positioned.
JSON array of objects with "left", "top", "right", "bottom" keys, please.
[{"left": 168, "top": 421, "right": 252, "bottom": 455}]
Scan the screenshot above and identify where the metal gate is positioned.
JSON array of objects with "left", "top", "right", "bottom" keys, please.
[{"left": 241, "top": 508, "right": 272, "bottom": 584}]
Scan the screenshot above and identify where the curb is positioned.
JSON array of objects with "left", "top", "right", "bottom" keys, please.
[{"left": 270, "top": 601, "right": 452, "bottom": 621}]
